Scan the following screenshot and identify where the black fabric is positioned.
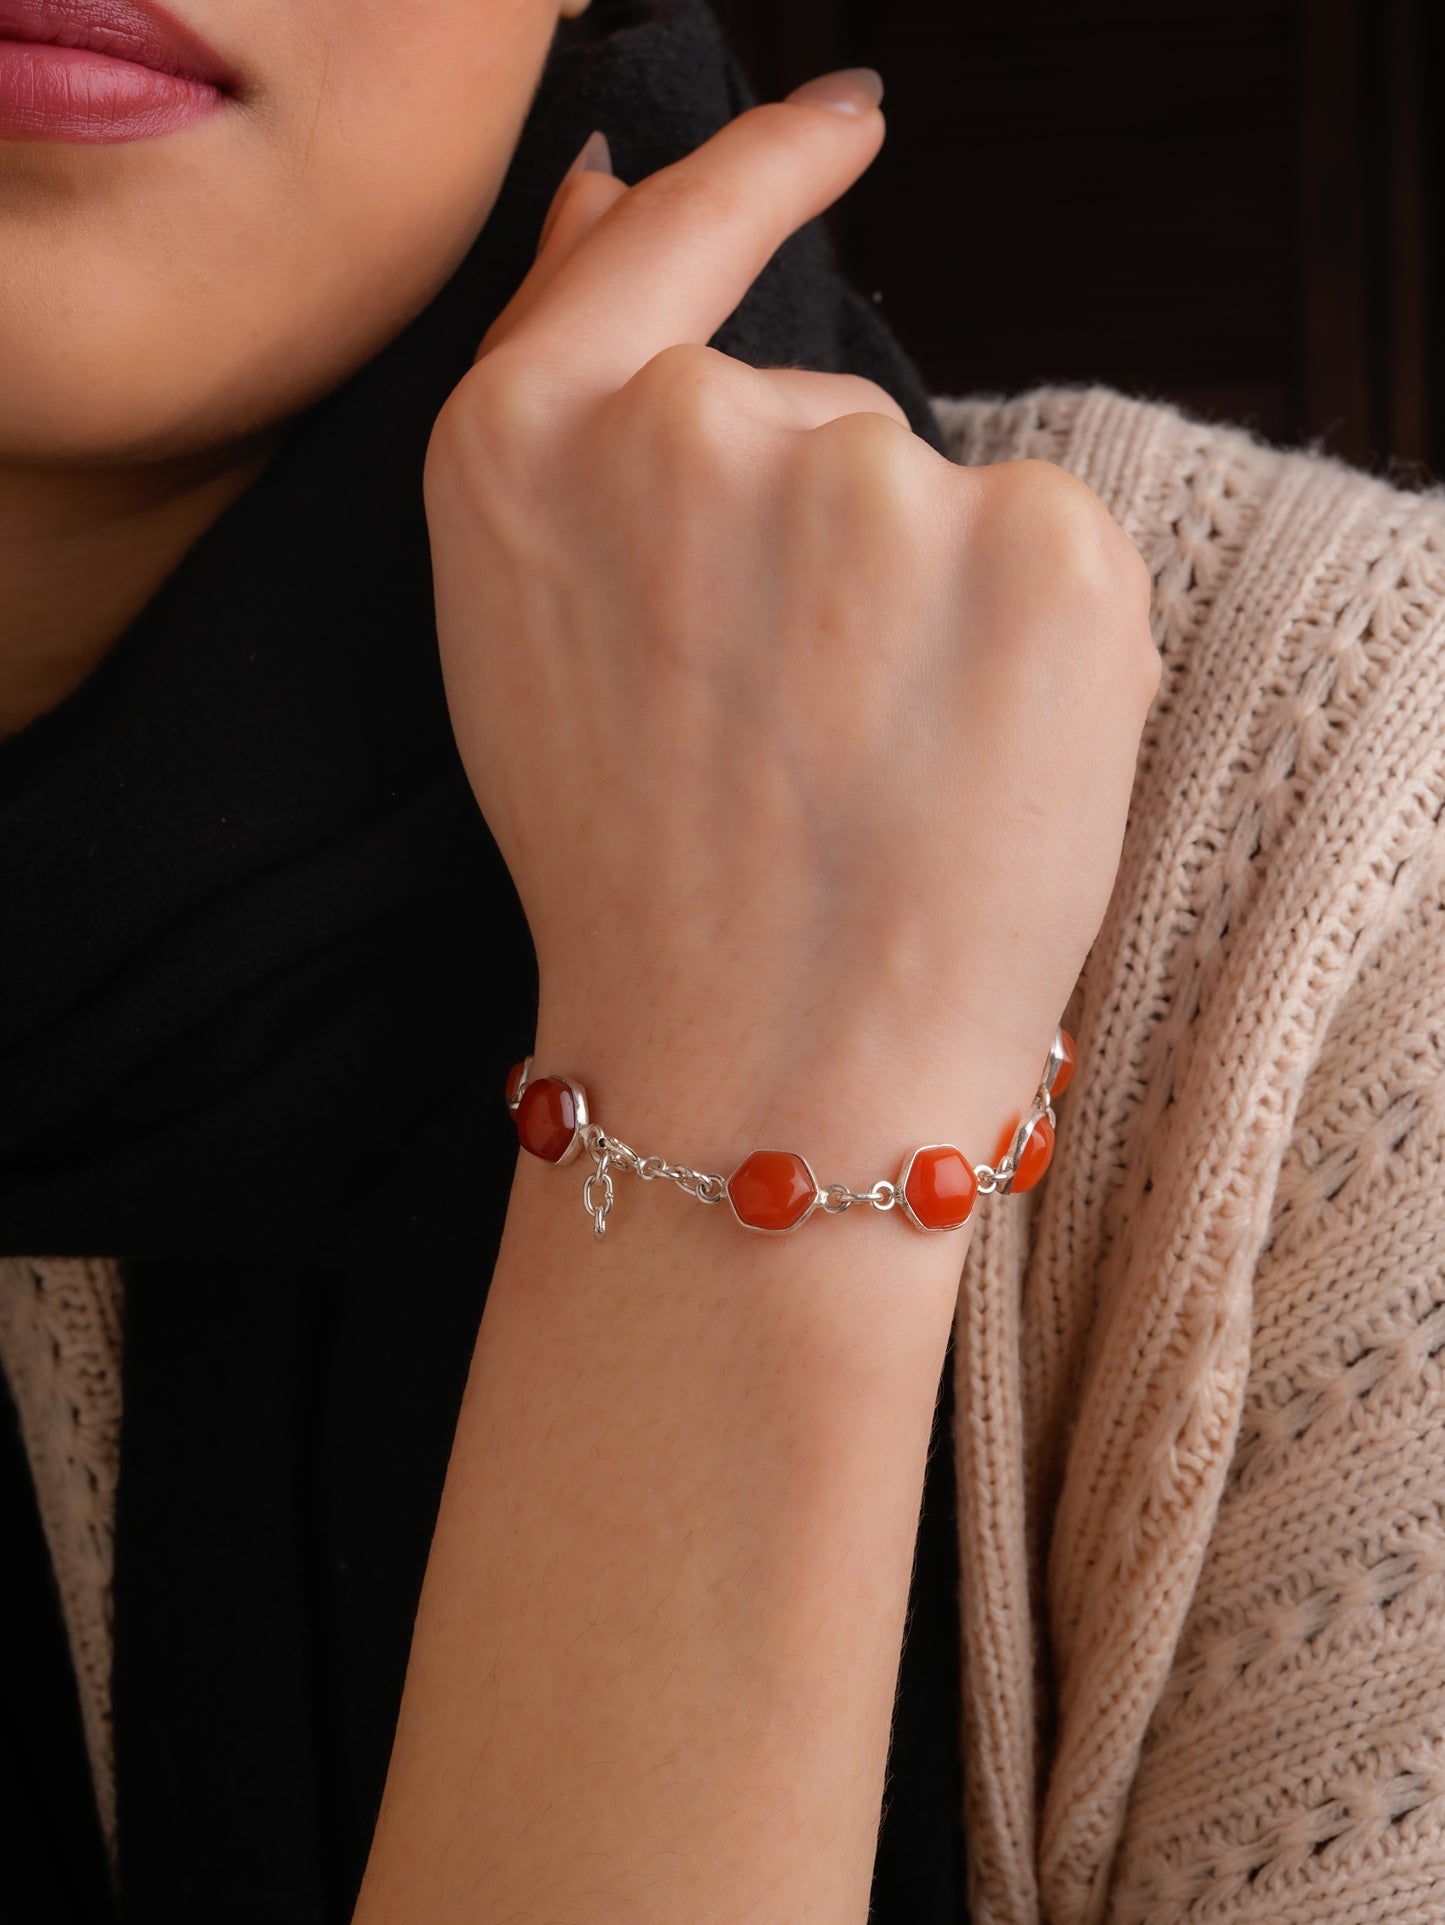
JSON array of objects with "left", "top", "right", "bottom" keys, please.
[{"left": 0, "top": 2, "right": 964, "bottom": 1917}]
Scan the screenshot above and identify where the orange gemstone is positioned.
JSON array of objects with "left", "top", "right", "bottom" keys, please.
[
  {"left": 992, "top": 1114, "right": 1055, "bottom": 1192},
  {"left": 902, "top": 1144, "right": 978, "bottom": 1231},
  {"left": 992, "top": 1116, "right": 1062, "bottom": 1185},
  {"left": 515, "top": 1076, "right": 580, "bottom": 1162},
  {"left": 504, "top": 1058, "right": 528, "bottom": 1106},
  {"left": 1015, "top": 1117, "right": 1054, "bottom": 1190},
  {"left": 1051, "top": 1029, "right": 1077, "bottom": 1099},
  {"left": 726, "top": 1150, "right": 818, "bottom": 1232}
]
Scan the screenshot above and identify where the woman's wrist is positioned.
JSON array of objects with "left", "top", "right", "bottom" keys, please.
[
  {"left": 525, "top": 993, "right": 1070, "bottom": 1382},
  {"left": 531, "top": 991, "right": 1064, "bottom": 1206},
  {"left": 358, "top": 1088, "right": 964, "bottom": 1925},
  {"left": 355, "top": 996, "right": 1072, "bottom": 1923}
]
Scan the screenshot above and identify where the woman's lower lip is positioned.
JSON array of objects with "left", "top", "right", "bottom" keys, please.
[{"left": 0, "top": 38, "right": 226, "bottom": 144}]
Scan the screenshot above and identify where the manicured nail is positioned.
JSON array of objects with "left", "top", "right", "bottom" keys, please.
[
  {"left": 785, "top": 67, "right": 884, "bottom": 115},
  {"left": 562, "top": 128, "right": 612, "bottom": 184}
]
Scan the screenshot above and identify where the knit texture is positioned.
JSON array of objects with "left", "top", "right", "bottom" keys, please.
[
  {"left": 6, "top": 380, "right": 1445, "bottom": 1921},
  {"left": 0, "top": 1255, "right": 122, "bottom": 1863},
  {"left": 940, "top": 383, "right": 1445, "bottom": 1923}
]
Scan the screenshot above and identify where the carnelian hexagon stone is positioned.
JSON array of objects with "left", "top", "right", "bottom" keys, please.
[
  {"left": 992, "top": 1114, "right": 1055, "bottom": 1193},
  {"left": 902, "top": 1144, "right": 978, "bottom": 1232},
  {"left": 1051, "top": 1029, "right": 1077, "bottom": 1099},
  {"left": 504, "top": 1058, "right": 529, "bottom": 1106},
  {"left": 726, "top": 1150, "right": 818, "bottom": 1232},
  {"left": 514, "top": 1076, "right": 580, "bottom": 1162}
]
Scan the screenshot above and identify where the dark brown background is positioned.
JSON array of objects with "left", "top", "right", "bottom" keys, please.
[{"left": 713, "top": 0, "right": 1443, "bottom": 487}]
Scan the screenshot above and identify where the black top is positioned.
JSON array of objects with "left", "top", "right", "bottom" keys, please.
[{"left": 0, "top": 2, "right": 965, "bottom": 1916}]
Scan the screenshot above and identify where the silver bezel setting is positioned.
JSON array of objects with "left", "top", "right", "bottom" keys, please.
[
  {"left": 549, "top": 1076, "right": 590, "bottom": 1168},
  {"left": 510, "top": 1056, "right": 590, "bottom": 1169},
  {"left": 1040, "top": 1027, "right": 1068, "bottom": 1103},
  {"left": 505, "top": 1053, "right": 534, "bottom": 1111},
  {"left": 724, "top": 1148, "right": 822, "bottom": 1235},
  {"left": 896, "top": 1142, "right": 977, "bottom": 1233},
  {"left": 995, "top": 1112, "right": 1050, "bottom": 1194}
]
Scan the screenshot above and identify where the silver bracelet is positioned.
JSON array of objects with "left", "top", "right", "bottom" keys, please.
[{"left": 505, "top": 1028, "right": 1076, "bottom": 1242}]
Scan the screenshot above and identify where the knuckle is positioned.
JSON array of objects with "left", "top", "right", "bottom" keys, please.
[
  {"left": 845, "top": 378, "right": 911, "bottom": 428},
  {"left": 965, "top": 457, "right": 1163, "bottom": 695},
  {"left": 981, "top": 456, "right": 1100, "bottom": 542},
  {"left": 977, "top": 457, "right": 1143, "bottom": 600},
  {"left": 632, "top": 159, "right": 744, "bottom": 235},
  {"left": 425, "top": 349, "right": 551, "bottom": 493},
  {"left": 792, "top": 407, "right": 919, "bottom": 517},
  {"left": 631, "top": 338, "right": 724, "bottom": 393},
  {"left": 807, "top": 403, "right": 913, "bottom": 455},
  {"left": 621, "top": 342, "right": 744, "bottom": 457}
]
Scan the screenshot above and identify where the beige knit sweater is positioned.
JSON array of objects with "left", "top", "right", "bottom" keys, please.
[{"left": 5, "top": 381, "right": 1445, "bottom": 1922}]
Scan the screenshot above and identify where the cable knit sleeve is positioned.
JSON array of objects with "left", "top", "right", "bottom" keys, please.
[
  {"left": 1105, "top": 786, "right": 1445, "bottom": 1923},
  {"left": 937, "top": 383, "right": 1445, "bottom": 1925},
  {"left": 1077, "top": 395, "right": 1445, "bottom": 1924}
]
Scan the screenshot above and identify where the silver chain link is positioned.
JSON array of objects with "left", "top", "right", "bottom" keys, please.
[
  {"left": 575, "top": 1084, "right": 1059, "bottom": 1238},
  {"left": 581, "top": 1154, "right": 616, "bottom": 1242},
  {"left": 579, "top": 1123, "right": 727, "bottom": 1239},
  {"left": 820, "top": 1178, "right": 899, "bottom": 1215}
]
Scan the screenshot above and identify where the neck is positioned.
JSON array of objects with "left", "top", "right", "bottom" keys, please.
[{"left": 0, "top": 435, "right": 281, "bottom": 742}]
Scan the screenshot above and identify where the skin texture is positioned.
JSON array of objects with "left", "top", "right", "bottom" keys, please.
[
  {"left": 357, "top": 76, "right": 1157, "bottom": 1924},
  {"left": 4, "top": 20, "right": 1159, "bottom": 1919},
  {"left": 0, "top": 0, "right": 588, "bottom": 735}
]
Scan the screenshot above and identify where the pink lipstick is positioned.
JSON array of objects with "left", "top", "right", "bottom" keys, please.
[{"left": 0, "top": 0, "right": 237, "bottom": 144}]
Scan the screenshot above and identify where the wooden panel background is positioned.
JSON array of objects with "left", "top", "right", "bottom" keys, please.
[{"left": 712, "top": 0, "right": 1442, "bottom": 485}]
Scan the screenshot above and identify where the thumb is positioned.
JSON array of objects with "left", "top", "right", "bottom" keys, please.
[{"left": 477, "top": 131, "right": 626, "bottom": 362}]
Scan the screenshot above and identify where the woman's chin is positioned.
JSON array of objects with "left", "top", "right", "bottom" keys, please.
[{"left": 0, "top": 370, "right": 280, "bottom": 471}]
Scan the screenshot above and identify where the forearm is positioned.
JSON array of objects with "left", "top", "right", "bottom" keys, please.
[{"left": 353, "top": 1015, "right": 1042, "bottom": 1924}]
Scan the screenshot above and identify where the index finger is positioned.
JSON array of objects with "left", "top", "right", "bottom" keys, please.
[{"left": 481, "top": 71, "right": 886, "bottom": 400}]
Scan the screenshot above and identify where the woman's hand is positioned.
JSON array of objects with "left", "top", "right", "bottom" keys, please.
[
  {"left": 356, "top": 80, "right": 1161, "bottom": 1925},
  {"left": 424, "top": 72, "right": 1159, "bottom": 1144}
]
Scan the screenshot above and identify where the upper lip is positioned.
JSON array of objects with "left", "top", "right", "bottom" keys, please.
[{"left": 0, "top": 0, "right": 238, "bottom": 90}]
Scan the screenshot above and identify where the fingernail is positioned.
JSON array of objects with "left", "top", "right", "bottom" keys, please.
[
  {"left": 785, "top": 67, "right": 884, "bottom": 115},
  {"left": 562, "top": 128, "right": 612, "bottom": 183}
]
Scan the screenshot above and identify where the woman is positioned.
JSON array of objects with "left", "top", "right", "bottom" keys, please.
[{"left": 3, "top": 3, "right": 1443, "bottom": 1924}]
